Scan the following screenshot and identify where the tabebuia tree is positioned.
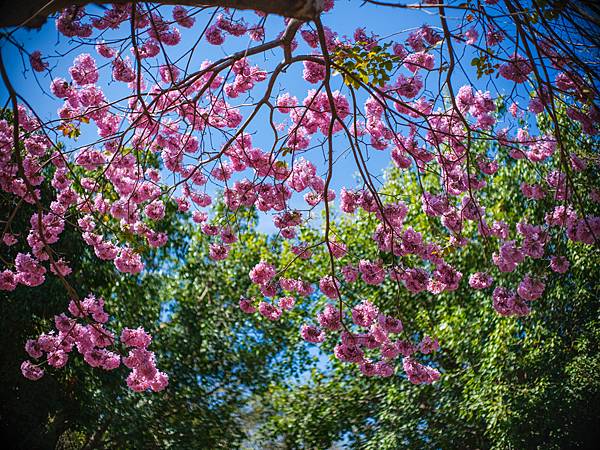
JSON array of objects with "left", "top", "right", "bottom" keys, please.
[{"left": 0, "top": 0, "right": 598, "bottom": 395}]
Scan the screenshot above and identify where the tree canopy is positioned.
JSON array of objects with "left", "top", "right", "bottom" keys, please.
[{"left": 0, "top": 1, "right": 599, "bottom": 447}]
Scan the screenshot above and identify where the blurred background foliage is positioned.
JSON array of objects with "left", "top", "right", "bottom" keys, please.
[{"left": 1, "top": 112, "right": 598, "bottom": 449}]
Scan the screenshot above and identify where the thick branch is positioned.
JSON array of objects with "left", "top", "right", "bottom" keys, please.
[{"left": 0, "top": 0, "right": 323, "bottom": 29}]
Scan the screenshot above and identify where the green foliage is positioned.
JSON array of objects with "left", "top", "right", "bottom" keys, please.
[
  {"left": 253, "top": 115, "right": 600, "bottom": 448},
  {"left": 470, "top": 51, "right": 499, "bottom": 79},
  {"left": 332, "top": 42, "right": 398, "bottom": 89},
  {"left": 0, "top": 196, "right": 300, "bottom": 448}
]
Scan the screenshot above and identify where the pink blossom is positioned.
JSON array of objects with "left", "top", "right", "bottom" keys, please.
[
  {"left": 112, "top": 57, "right": 135, "bottom": 83},
  {"left": 50, "top": 78, "right": 72, "bottom": 98},
  {"left": 48, "top": 350, "right": 69, "bottom": 368},
  {"left": 258, "top": 301, "right": 282, "bottom": 321},
  {"left": 468, "top": 272, "right": 493, "bottom": 289},
  {"left": 517, "top": 275, "right": 545, "bottom": 301},
  {"left": 173, "top": 6, "right": 195, "bottom": 28},
  {"left": 393, "top": 43, "right": 408, "bottom": 58},
  {"left": 21, "top": 361, "right": 44, "bottom": 381},
  {"left": 334, "top": 343, "right": 364, "bottom": 363},
  {"left": 96, "top": 41, "right": 116, "bottom": 58},
  {"left": 521, "top": 182, "right": 546, "bottom": 200},
  {"left": 397, "top": 340, "right": 416, "bottom": 357},
  {"left": 419, "top": 336, "right": 439, "bottom": 354},
  {"left": 376, "top": 361, "right": 395, "bottom": 377},
  {"left": 303, "top": 60, "right": 326, "bottom": 84},
  {"left": 403, "top": 268, "right": 429, "bottom": 293},
  {"left": 114, "top": 247, "right": 144, "bottom": 274},
  {"left": 278, "top": 296, "right": 295, "bottom": 311},
  {"left": 550, "top": 256, "right": 570, "bottom": 273},
  {"left": 351, "top": 300, "right": 379, "bottom": 328},
  {"left": 319, "top": 275, "right": 340, "bottom": 298},
  {"left": 15, "top": 253, "right": 46, "bottom": 287},
  {"left": 317, "top": 304, "right": 342, "bottom": 331},
  {"left": 300, "top": 324, "right": 326, "bottom": 343},
  {"left": 370, "top": 323, "right": 389, "bottom": 344},
  {"left": 359, "top": 360, "right": 378, "bottom": 376},
  {"left": 486, "top": 28, "right": 504, "bottom": 46},
  {"left": 499, "top": 54, "right": 532, "bottom": 83},
  {"left": 381, "top": 341, "right": 401, "bottom": 359},
  {"left": 206, "top": 25, "right": 225, "bottom": 45},
  {"left": 465, "top": 27, "right": 479, "bottom": 45},
  {"left": 402, "top": 357, "right": 440, "bottom": 384},
  {"left": 404, "top": 52, "right": 435, "bottom": 73},
  {"left": 239, "top": 297, "right": 257, "bottom": 314},
  {"left": 493, "top": 286, "right": 530, "bottom": 316},
  {"left": 250, "top": 261, "right": 276, "bottom": 285},
  {"left": 276, "top": 93, "right": 298, "bottom": 113},
  {"left": 378, "top": 314, "right": 403, "bottom": 334},
  {"left": 144, "top": 200, "right": 165, "bottom": 221},
  {"left": 69, "top": 54, "right": 98, "bottom": 85},
  {"left": 209, "top": 243, "right": 230, "bottom": 260},
  {"left": 358, "top": 260, "right": 385, "bottom": 285},
  {"left": 30, "top": 51, "right": 48, "bottom": 72},
  {"left": 25, "top": 339, "right": 43, "bottom": 359},
  {"left": 528, "top": 97, "right": 545, "bottom": 114},
  {"left": 341, "top": 264, "right": 359, "bottom": 283},
  {"left": 0, "top": 270, "right": 17, "bottom": 291},
  {"left": 121, "top": 327, "right": 152, "bottom": 348}
]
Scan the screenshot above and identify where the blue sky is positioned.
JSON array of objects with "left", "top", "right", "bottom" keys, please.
[{"left": 0, "top": 1, "right": 524, "bottom": 234}]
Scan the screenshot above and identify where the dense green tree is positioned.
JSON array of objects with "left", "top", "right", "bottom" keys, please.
[
  {"left": 254, "top": 114, "right": 600, "bottom": 449},
  {"left": 1, "top": 189, "right": 299, "bottom": 449}
]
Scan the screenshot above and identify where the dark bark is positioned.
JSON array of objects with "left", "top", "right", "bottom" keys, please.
[{"left": 0, "top": 0, "right": 322, "bottom": 29}]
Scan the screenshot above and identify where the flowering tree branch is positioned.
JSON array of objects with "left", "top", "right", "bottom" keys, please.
[{"left": 1, "top": 0, "right": 599, "bottom": 390}]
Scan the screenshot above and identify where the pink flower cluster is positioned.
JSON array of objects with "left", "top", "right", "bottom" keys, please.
[
  {"left": 21, "top": 294, "right": 166, "bottom": 392},
  {"left": 455, "top": 86, "right": 497, "bottom": 130},
  {"left": 225, "top": 58, "right": 267, "bottom": 98},
  {"left": 205, "top": 11, "right": 264, "bottom": 45},
  {"left": 29, "top": 51, "right": 48, "bottom": 72},
  {"left": 21, "top": 296, "right": 117, "bottom": 374},
  {"left": 499, "top": 54, "right": 532, "bottom": 83},
  {"left": 122, "top": 327, "right": 169, "bottom": 392},
  {"left": 492, "top": 286, "right": 531, "bottom": 317},
  {"left": 298, "top": 300, "right": 440, "bottom": 383}
]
